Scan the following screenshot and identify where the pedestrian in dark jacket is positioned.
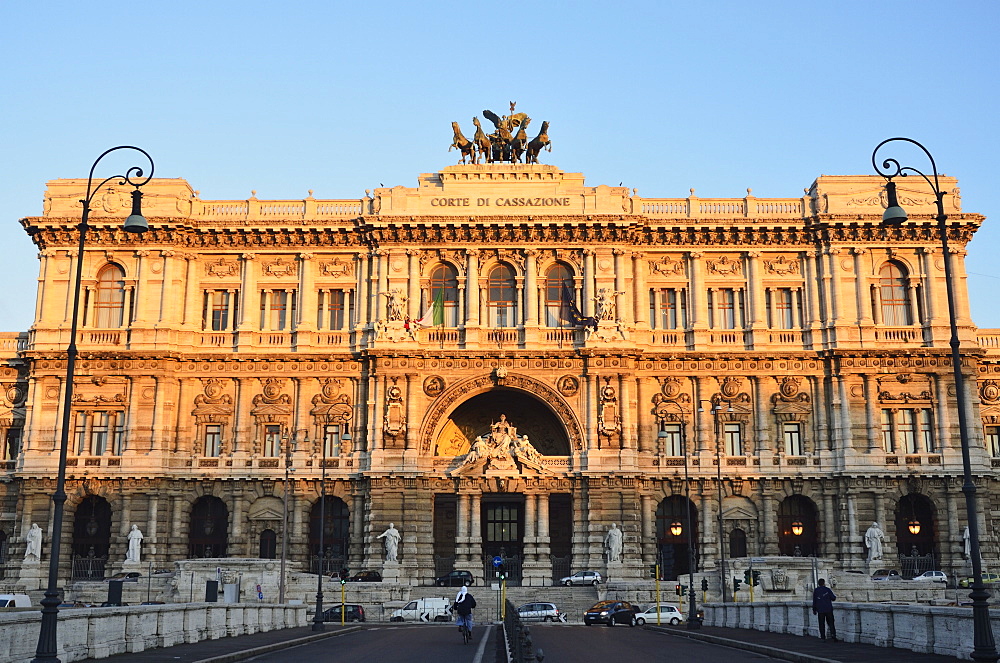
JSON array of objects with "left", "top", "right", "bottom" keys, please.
[{"left": 812, "top": 578, "right": 837, "bottom": 641}]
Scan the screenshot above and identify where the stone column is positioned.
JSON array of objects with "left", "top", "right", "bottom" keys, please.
[
  {"left": 466, "top": 250, "right": 480, "bottom": 326},
  {"left": 376, "top": 250, "right": 389, "bottom": 322},
  {"left": 297, "top": 253, "right": 316, "bottom": 331},
  {"left": 406, "top": 249, "right": 420, "bottom": 320},
  {"left": 524, "top": 250, "right": 538, "bottom": 326},
  {"left": 404, "top": 373, "right": 416, "bottom": 452},
  {"left": 157, "top": 250, "right": 174, "bottom": 325},
  {"left": 688, "top": 252, "right": 706, "bottom": 330},
  {"left": 181, "top": 254, "right": 200, "bottom": 329},
  {"left": 356, "top": 252, "right": 370, "bottom": 331},
  {"left": 133, "top": 250, "right": 151, "bottom": 325},
  {"left": 620, "top": 374, "right": 634, "bottom": 451},
  {"left": 238, "top": 253, "right": 258, "bottom": 331},
  {"left": 632, "top": 252, "right": 648, "bottom": 328},
  {"left": 746, "top": 251, "right": 764, "bottom": 330},
  {"left": 614, "top": 249, "right": 630, "bottom": 325},
  {"left": 469, "top": 493, "right": 482, "bottom": 579},
  {"left": 582, "top": 250, "right": 595, "bottom": 317}
]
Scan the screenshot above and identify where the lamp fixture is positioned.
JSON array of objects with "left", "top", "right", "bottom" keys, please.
[
  {"left": 791, "top": 521, "right": 804, "bottom": 537},
  {"left": 670, "top": 521, "right": 683, "bottom": 537},
  {"left": 908, "top": 519, "right": 921, "bottom": 536}
]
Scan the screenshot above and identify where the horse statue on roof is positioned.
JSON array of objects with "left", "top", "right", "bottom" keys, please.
[{"left": 449, "top": 121, "right": 476, "bottom": 165}]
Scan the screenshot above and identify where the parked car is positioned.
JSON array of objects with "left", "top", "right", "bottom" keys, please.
[
  {"left": 105, "top": 572, "right": 141, "bottom": 583},
  {"left": 0, "top": 594, "right": 32, "bottom": 608},
  {"left": 517, "top": 602, "right": 562, "bottom": 622},
  {"left": 435, "top": 570, "right": 475, "bottom": 587},
  {"left": 871, "top": 569, "right": 901, "bottom": 581},
  {"left": 389, "top": 597, "right": 452, "bottom": 622},
  {"left": 634, "top": 603, "right": 684, "bottom": 625},
  {"left": 959, "top": 573, "right": 1000, "bottom": 588},
  {"left": 912, "top": 570, "right": 948, "bottom": 584},
  {"left": 347, "top": 570, "right": 382, "bottom": 582},
  {"left": 560, "top": 570, "right": 603, "bottom": 586},
  {"left": 322, "top": 604, "right": 365, "bottom": 622},
  {"left": 584, "top": 600, "right": 639, "bottom": 627}
]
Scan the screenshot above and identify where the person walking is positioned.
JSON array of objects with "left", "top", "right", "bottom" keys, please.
[{"left": 812, "top": 578, "right": 837, "bottom": 641}]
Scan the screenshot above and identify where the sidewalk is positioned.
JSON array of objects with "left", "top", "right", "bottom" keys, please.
[
  {"left": 77, "top": 625, "right": 363, "bottom": 663},
  {"left": 649, "top": 624, "right": 963, "bottom": 663}
]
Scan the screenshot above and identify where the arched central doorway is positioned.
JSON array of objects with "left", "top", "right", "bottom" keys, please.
[
  {"left": 72, "top": 495, "right": 112, "bottom": 580},
  {"left": 656, "top": 496, "right": 698, "bottom": 580},
  {"left": 189, "top": 496, "right": 228, "bottom": 558}
]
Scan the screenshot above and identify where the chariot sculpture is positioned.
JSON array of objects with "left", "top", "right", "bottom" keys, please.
[{"left": 449, "top": 102, "right": 552, "bottom": 165}]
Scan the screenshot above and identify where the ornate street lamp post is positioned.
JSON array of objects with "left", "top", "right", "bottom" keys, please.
[
  {"left": 33, "top": 146, "right": 153, "bottom": 663},
  {"left": 873, "top": 137, "right": 997, "bottom": 662}
]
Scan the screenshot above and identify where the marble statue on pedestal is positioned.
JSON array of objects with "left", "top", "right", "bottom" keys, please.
[
  {"left": 126, "top": 524, "right": 144, "bottom": 563},
  {"left": 24, "top": 523, "right": 42, "bottom": 561},
  {"left": 605, "top": 523, "right": 623, "bottom": 562},
  {"left": 377, "top": 523, "right": 401, "bottom": 562},
  {"left": 864, "top": 522, "right": 885, "bottom": 562}
]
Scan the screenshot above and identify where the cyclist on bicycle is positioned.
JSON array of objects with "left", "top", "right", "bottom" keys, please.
[{"left": 453, "top": 584, "right": 476, "bottom": 636}]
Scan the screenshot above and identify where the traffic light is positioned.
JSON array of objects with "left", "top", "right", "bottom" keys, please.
[
  {"left": 733, "top": 576, "right": 743, "bottom": 593},
  {"left": 743, "top": 569, "right": 752, "bottom": 583},
  {"left": 701, "top": 578, "right": 709, "bottom": 592},
  {"left": 340, "top": 569, "right": 348, "bottom": 585},
  {"left": 498, "top": 562, "right": 506, "bottom": 580},
  {"left": 675, "top": 584, "right": 682, "bottom": 596},
  {"left": 751, "top": 570, "right": 761, "bottom": 587},
  {"left": 649, "top": 565, "right": 658, "bottom": 579}
]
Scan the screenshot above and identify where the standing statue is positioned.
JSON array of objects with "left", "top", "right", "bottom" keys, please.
[
  {"left": 864, "top": 521, "right": 885, "bottom": 562},
  {"left": 24, "top": 523, "right": 42, "bottom": 560},
  {"left": 964, "top": 526, "right": 972, "bottom": 559},
  {"left": 383, "top": 288, "right": 407, "bottom": 321},
  {"left": 604, "top": 523, "right": 623, "bottom": 562},
  {"left": 126, "top": 524, "right": 144, "bottom": 563},
  {"left": 377, "top": 523, "right": 401, "bottom": 562}
]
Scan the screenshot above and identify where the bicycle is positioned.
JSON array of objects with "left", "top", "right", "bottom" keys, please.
[{"left": 459, "top": 620, "right": 471, "bottom": 645}]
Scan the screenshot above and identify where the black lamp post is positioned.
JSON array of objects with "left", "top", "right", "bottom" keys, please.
[
  {"left": 658, "top": 405, "right": 700, "bottom": 629},
  {"left": 872, "top": 137, "right": 998, "bottom": 663},
  {"left": 32, "top": 146, "right": 153, "bottom": 663}
]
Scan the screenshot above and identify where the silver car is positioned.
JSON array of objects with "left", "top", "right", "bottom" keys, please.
[
  {"left": 559, "top": 571, "right": 603, "bottom": 586},
  {"left": 517, "top": 602, "right": 563, "bottom": 622}
]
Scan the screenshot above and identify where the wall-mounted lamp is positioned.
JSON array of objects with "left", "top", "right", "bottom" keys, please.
[
  {"left": 791, "top": 521, "right": 804, "bottom": 537},
  {"left": 908, "top": 519, "right": 922, "bottom": 535},
  {"left": 670, "top": 521, "right": 683, "bottom": 537}
]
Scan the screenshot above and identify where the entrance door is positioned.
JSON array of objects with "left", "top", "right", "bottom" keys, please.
[{"left": 482, "top": 495, "right": 524, "bottom": 586}]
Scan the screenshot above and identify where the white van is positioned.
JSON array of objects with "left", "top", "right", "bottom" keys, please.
[
  {"left": 0, "top": 594, "right": 32, "bottom": 608},
  {"left": 389, "top": 597, "right": 452, "bottom": 622}
]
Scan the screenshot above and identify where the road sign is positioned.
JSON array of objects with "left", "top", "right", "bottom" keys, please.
[
  {"left": 257, "top": 591, "right": 264, "bottom": 600},
  {"left": 492, "top": 556, "right": 503, "bottom": 567}
]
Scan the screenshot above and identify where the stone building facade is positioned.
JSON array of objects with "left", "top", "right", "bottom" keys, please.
[{"left": 2, "top": 158, "right": 1000, "bottom": 590}]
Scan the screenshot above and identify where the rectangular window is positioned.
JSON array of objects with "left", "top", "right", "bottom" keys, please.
[
  {"left": 782, "top": 422, "right": 803, "bottom": 455},
  {"left": 724, "top": 422, "right": 743, "bottom": 455},
  {"left": 323, "top": 424, "right": 341, "bottom": 457},
  {"left": 74, "top": 412, "right": 89, "bottom": 455},
  {"left": 3, "top": 428, "right": 21, "bottom": 461},
  {"left": 260, "top": 290, "right": 296, "bottom": 330},
  {"left": 205, "top": 424, "right": 222, "bottom": 457},
  {"left": 919, "top": 409, "right": 934, "bottom": 452},
  {"left": 204, "top": 290, "right": 238, "bottom": 331},
  {"left": 898, "top": 409, "right": 918, "bottom": 454},
  {"left": 112, "top": 415, "right": 125, "bottom": 455},
  {"left": 987, "top": 426, "right": 1000, "bottom": 457},
  {"left": 91, "top": 412, "right": 109, "bottom": 455},
  {"left": 650, "top": 288, "right": 687, "bottom": 330},
  {"left": 660, "top": 423, "right": 683, "bottom": 456},
  {"left": 881, "top": 409, "right": 895, "bottom": 453},
  {"left": 263, "top": 424, "right": 282, "bottom": 457},
  {"left": 318, "top": 290, "right": 348, "bottom": 330},
  {"left": 770, "top": 288, "right": 796, "bottom": 329},
  {"left": 710, "top": 289, "right": 744, "bottom": 330}
]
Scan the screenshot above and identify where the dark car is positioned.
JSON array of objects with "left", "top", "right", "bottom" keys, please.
[
  {"left": 435, "top": 570, "right": 475, "bottom": 587},
  {"left": 322, "top": 604, "right": 365, "bottom": 622},
  {"left": 584, "top": 600, "right": 639, "bottom": 627},
  {"left": 105, "top": 572, "right": 141, "bottom": 583},
  {"left": 347, "top": 570, "right": 382, "bottom": 583}
]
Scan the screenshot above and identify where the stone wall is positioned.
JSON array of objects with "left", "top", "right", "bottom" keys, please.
[
  {"left": 0, "top": 603, "right": 306, "bottom": 663},
  {"left": 703, "top": 601, "right": 1000, "bottom": 660}
]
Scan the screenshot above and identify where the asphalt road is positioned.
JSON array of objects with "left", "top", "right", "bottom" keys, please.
[{"left": 243, "top": 623, "right": 784, "bottom": 663}]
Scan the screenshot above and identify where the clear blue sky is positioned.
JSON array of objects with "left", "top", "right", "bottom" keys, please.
[{"left": 1, "top": 1, "right": 997, "bottom": 331}]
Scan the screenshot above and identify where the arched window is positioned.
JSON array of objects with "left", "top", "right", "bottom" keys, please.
[
  {"left": 777, "top": 495, "right": 818, "bottom": 556},
  {"left": 427, "top": 264, "right": 460, "bottom": 327},
  {"left": 310, "top": 496, "right": 351, "bottom": 573},
  {"left": 544, "top": 263, "right": 573, "bottom": 327},
  {"left": 879, "top": 261, "right": 913, "bottom": 325},
  {"left": 729, "top": 528, "right": 748, "bottom": 558},
  {"left": 72, "top": 495, "right": 112, "bottom": 580},
  {"left": 487, "top": 264, "right": 517, "bottom": 328},
  {"left": 259, "top": 529, "right": 277, "bottom": 559},
  {"left": 93, "top": 264, "right": 126, "bottom": 327},
  {"left": 189, "top": 496, "right": 229, "bottom": 558}
]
